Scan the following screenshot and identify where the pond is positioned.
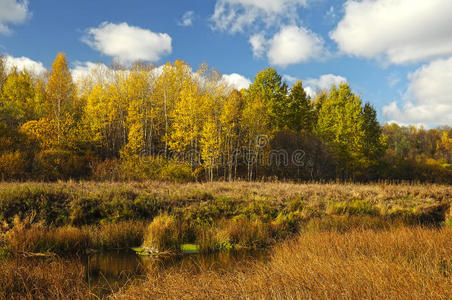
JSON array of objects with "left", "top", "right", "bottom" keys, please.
[{"left": 84, "top": 249, "right": 268, "bottom": 297}]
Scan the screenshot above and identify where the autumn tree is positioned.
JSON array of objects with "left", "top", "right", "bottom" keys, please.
[
  {"left": 0, "top": 69, "right": 37, "bottom": 128},
  {"left": 45, "top": 53, "right": 76, "bottom": 138},
  {"left": 121, "top": 67, "right": 155, "bottom": 158},
  {"left": 220, "top": 89, "right": 243, "bottom": 181},
  {"left": 0, "top": 55, "right": 6, "bottom": 91},
  {"left": 153, "top": 60, "right": 192, "bottom": 156},
  {"left": 169, "top": 73, "right": 205, "bottom": 168}
]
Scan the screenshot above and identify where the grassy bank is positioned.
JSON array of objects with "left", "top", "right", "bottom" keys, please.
[{"left": 0, "top": 181, "right": 450, "bottom": 255}]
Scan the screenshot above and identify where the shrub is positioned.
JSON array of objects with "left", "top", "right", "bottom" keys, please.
[
  {"left": 117, "top": 156, "right": 193, "bottom": 182},
  {"left": 0, "top": 151, "right": 28, "bottom": 181},
  {"left": 69, "top": 197, "right": 103, "bottom": 225},
  {"left": 33, "top": 149, "right": 91, "bottom": 181},
  {"left": 90, "top": 158, "right": 121, "bottom": 181},
  {"left": 326, "top": 200, "right": 380, "bottom": 216}
]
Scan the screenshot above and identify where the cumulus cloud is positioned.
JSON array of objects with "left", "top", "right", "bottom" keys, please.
[
  {"left": 304, "top": 74, "right": 347, "bottom": 98},
  {"left": 249, "top": 33, "right": 266, "bottom": 58},
  {"left": 211, "top": 0, "right": 308, "bottom": 33},
  {"left": 282, "top": 73, "right": 347, "bottom": 98},
  {"left": 222, "top": 73, "right": 251, "bottom": 90},
  {"left": 82, "top": 22, "right": 172, "bottom": 64},
  {"left": 178, "top": 11, "right": 195, "bottom": 27},
  {"left": 0, "top": 0, "right": 29, "bottom": 34},
  {"left": 71, "top": 61, "right": 112, "bottom": 83},
  {"left": 282, "top": 74, "right": 298, "bottom": 84},
  {"left": 4, "top": 55, "right": 46, "bottom": 74},
  {"left": 267, "top": 26, "right": 326, "bottom": 67},
  {"left": 330, "top": 0, "right": 452, "bottom": 64},
  {"left": 383, "top": 58, "right": 452, "bottom": 126}
]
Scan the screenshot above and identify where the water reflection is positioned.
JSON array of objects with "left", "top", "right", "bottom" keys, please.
[{"left": 84, "top": 249, "right": 267, "bottom": 296}]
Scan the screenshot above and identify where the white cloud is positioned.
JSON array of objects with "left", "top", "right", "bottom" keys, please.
[
  {"left": 304, "top": 74, "right": 347, "bottom": 98},
  {"left": 0, "top": 0, "right": 29, "bottom": 34},
  {"left": 249, "top": 33, "right": 266, "bottom": 58},
  {"left": 211, "top": 0, "right": 308, "bottom": 33},
  {"left": 267, "top": 26, "right": 325, "bottom": 67},
  {"left": 383, "top": 58, "right": 452, "bottom": 126},
  {"left": 83, "top": 22, "right": 172, "bottom": 64},
  {"left": 178, "top": 11, "right": 195, "bottom": 27},
  {"left": 387, "top": 72, "right": 401, "bottom": 88},
  {"left": 331, "top": 0, "right": 452, "bottom": 64},
  {"left": 222, "top": 73, "right": 251, "bottom": 90},
  {"left": 283, "top": 74, "right": 298, "bottom": 84},
  {"left": 282, "top": 73, "right": 347, "bottom": 98},
  {"left": 4, "top": 55, "right": 46, "bottom": 74},
  {"left": 71, "top": 61, "right": 112, "bottom": 83},
  {"left": 325, "top": 6, "right": 336, "bottom": 21}
]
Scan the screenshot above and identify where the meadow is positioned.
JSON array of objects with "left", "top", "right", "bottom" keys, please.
[{"left": 0, "top": 181, "right": 450, "bottom": 299}]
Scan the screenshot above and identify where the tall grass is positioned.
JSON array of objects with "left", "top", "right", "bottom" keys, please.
[
  {"left": 3, "top": 217, "right": 146, "bottom": 255},
  {"left": 116, "top": 227, "right": 452, "bottom": 299},
  {"left": 0, "top": 258, "right": 90, "bottom": 299}
]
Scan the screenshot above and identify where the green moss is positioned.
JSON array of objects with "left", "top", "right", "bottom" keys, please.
[{"left": 180, "top": 244, "right": 199, "bottom": 254}]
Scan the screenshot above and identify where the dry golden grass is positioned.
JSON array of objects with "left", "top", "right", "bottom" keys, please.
[
  {"left": 115, "top": 226, "right": 452, "bottom": 300},
  {"left": 3, "top": 218, "right": 146, "bottom": 255},
  {"left": 0, "top": 258, "right": 90, "bottom": 299},
  {"left": 0, "top": 181, "right": 450, "bottom": 299},
  {"left": 1, "top": 180, "right": 450, "bottom": 206}
]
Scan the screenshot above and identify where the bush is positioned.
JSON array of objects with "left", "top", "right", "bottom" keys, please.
[
  {"left": 33, "top": 149, "right": 91, "bottom": 181},
  {"left": 69, "top": 197, "right": 103, "bottom": 225},
  {"left": 117, "top": 156, "right": 193, "bottom": 182},
  {"left": 0, "top": 151, "right": 28, "bottom": 181},
  {"left": 0, "top": 185, "right": 71, "bottom": 226},
  {"left": 90, "top": 158, "right": 122, "bottom": 181}
]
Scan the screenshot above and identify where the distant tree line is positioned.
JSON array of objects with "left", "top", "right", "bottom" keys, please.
[{"left": 0, "top": 53, "right": 451, "bottom": 182}]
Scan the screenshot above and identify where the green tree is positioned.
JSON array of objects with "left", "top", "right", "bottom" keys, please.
[
  {"left": 247, "top": 68, "right": 288, "bottom": 131},
  {"left": 288, "top": 81, "right": 314, "bottom": 132},
  {"left": 361, "top": 103, "right": 385, "bottom": 162},
  {"left": 316, "top": 84, "right": 365, "bottom": 179}
]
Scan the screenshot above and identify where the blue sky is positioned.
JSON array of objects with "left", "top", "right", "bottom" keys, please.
[{"left": 1, "top": 0, "right": 451, "bottom": 127}]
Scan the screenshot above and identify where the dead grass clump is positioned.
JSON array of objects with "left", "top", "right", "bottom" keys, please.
[
  {"left": 142, "top": 215, "right": 180, "bottom": 251},
  {"left": 88, "top": 221, "right": 146, "bottom": 249}
]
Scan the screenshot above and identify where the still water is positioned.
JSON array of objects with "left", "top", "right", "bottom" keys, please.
[{"left": 83, "top": 249, "right": 267, "bottom": 297}]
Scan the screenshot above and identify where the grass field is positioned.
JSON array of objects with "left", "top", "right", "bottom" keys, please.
[{"left": 0, "top": 181, "right": 450, "bottom": 299}]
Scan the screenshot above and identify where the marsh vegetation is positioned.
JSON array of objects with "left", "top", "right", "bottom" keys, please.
[{"left": 0, "top": 181, "right": 450, "bottom": 298}]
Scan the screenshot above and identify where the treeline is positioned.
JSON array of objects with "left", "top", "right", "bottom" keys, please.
[{"left": 0, "top": 53, "right": 451, "bottom": 182}]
